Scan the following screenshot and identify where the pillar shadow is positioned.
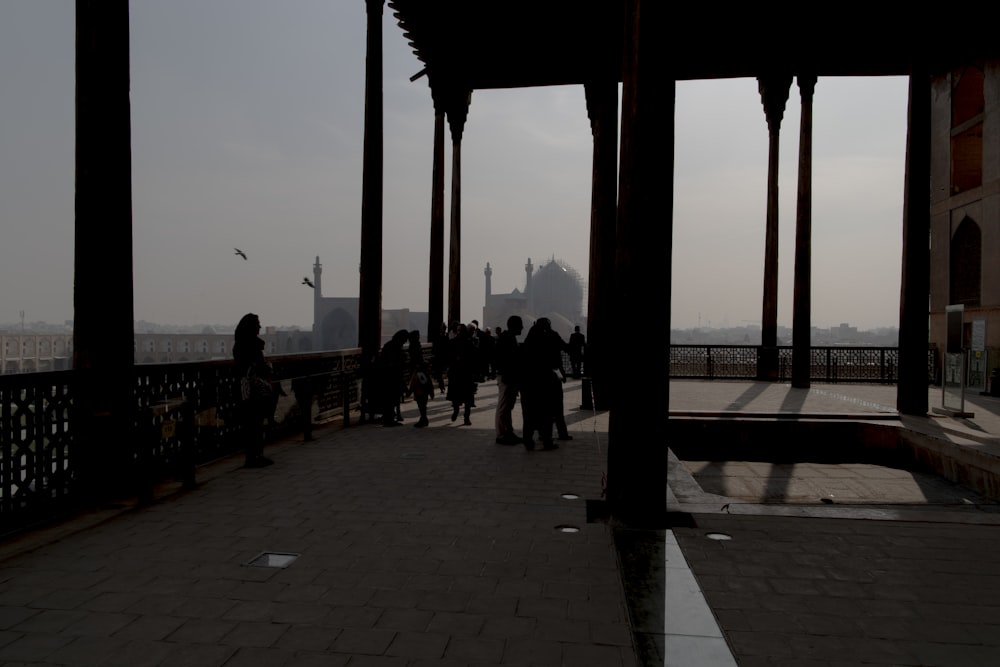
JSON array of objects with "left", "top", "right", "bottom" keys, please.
[{"left": 724, "top": 382, "right": 770, "bottom": 412}]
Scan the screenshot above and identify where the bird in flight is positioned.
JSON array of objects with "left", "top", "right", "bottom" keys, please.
[
  {"left": 302, "top": 277, "right": 315, "bottom": 288},
  {"left": 234, "top": 248, "right": 247, "bottom": 260}
]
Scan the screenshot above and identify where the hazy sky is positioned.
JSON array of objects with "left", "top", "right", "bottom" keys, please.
[{"left": 0, "top": 2, "right": 909, "bottom": 332}]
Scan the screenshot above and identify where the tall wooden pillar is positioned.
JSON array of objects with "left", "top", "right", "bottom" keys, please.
[
  {"left": 584, "top": 80, "right": 619, "bottom": 411},
  {"left": 446, "top": 93, "right": 471, "bottom": 326},
  {"left": 74, "top": 0, "right": 136, "bottom": 498},
  {"left": 791, "top": 75, "right": 817, "bottom": 389},
  {"left": 606, "top": 0, "right": 673, "bottom": 527},
  {"left": 427, "top": 108, "right": 446, "bottom": 342},
  {"left": 897, "top": 69, "right": 932, "bottom": 416},
  {"left": 358, "top": 0, "right": 384, "bottom": 360},
  {"left": 757, "top": 75, "right": 791, "bottom": 380}
]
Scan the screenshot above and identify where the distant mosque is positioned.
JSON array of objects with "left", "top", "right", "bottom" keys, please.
[
  {"left": 310, "top": 257, "right": 426, "bottom": 352},
  {"left": 309, "top": 255, "right": 584, "bottom": 351},
  {"left": 483, "top": 257, "right": 585, "bottom": 338}
]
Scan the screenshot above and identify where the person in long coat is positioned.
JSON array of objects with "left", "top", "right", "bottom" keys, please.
[
  {"left": 519, "top": 320, "right": 559, "bottom": 450},
  {"left": 445, "top": 323, "right": 477, "bottom": 425},
  {"left": 233, "top": 312, "right": 275, "bottom": 467}
]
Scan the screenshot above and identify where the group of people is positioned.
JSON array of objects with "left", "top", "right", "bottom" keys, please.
[
  {"left": 494, "top": 315, "right": 576, "bottom": 450},
  {"left": 233, "top": 310, "right": 586, "bottom": 466},
  {"left": 370, "top": 316, "right": 584, "bottom": 443},
  {"left": 364, "top": 328, "right": 438, "bottom": 429}
]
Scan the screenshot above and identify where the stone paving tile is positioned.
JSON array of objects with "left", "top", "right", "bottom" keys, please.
[
  {"left": 328, "top": 626, "right": 396, "bottom": 655},
  {"left": 674, "top": 512, "right": 1000, "bottom": 665},
  {"left": 383, "top": 630, "right": 450, "bottom": 659},
  {"left": 0, "top": 633, "right": 75, "bottom": 663},
  {"left": 502, "top": 636, "right": 562, "bottom": 664},
  {"left": 157, "top": 643, "right": 240, "bottom": 667},
  {"left": 62, "top": 610, "right": 136, "bottom": 636},
  {"left": 46, "top": 635, "right": 127, "bottom": 666}
]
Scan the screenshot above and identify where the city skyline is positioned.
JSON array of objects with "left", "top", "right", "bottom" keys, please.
[{"left": 1, "top": 3, "right": 908, "bottom": 332}]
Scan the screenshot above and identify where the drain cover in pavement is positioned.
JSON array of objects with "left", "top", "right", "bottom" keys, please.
[{"left": 247, "top": 552, "right": 299, "bottom": 568}]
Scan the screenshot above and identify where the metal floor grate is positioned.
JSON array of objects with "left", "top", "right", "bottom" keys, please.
[{"left": 246, "top": 551, "right": 299, "bottom": 568}]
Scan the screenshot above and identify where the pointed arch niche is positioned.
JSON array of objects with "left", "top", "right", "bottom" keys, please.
[
  {"left": 950, "top": 215, "right": 982, "bottom": 307},
  {"left": 950, "top": 63, "right": 984, "bottom": 195}
]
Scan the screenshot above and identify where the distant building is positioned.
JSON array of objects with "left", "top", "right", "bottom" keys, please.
[
  {"left": 929, "top": 59, "right": 1000, "bottom": 364},
  {"left": 0, "top": 334, "right": 72, "bottom": 374},
  {"left": 483, "top": 257, "right": 585, "bottom": 338},
  {"left": 133, "top": 327, "right": 312, "bottom": 364},
  {"left": 310, "top": 257, "right": 427, "bottom": 352}
]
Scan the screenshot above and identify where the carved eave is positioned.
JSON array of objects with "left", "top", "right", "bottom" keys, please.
[{"left": 389, "top": 1, "right": 997, "bottom": 105}]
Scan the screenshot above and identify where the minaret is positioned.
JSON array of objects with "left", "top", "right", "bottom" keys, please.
[
  {"left": 483, "top": 262, "right": 492, "bottom": 326},
  {"left": 313, "top": 256, "right": 323, "bottom": 297},
  {"left": 524, "top": 258, "right": 533, "bottom": 311},
  {"left": 312, "top": 257, "right": 322, "bottom": 349}
]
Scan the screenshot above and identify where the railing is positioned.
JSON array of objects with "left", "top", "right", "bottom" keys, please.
[
  {"left": 0, "top": 370, "right": 75, "bottom": 529},
  {"left": 1, "top": 349, "right": 365, "bottom": 535},
  {"left": 0, "top": 344, "right": 938, "bottom": 535},
  {"left": 669, "top": 345, "right": 938, "bottom": 384}
]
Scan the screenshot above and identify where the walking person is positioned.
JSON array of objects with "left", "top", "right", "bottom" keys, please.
[
  {"left": 494, "top": 315, "right": 524, "bottom": 445},
  {"left": 408, "top": 361, "right": 435, "bottom": 427},
  {"left": 431, "top": 322, "right": 449, "bottom": 393}
]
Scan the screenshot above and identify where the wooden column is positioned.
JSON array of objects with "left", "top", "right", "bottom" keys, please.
[
  {"left": 897, "top": 69, "right": 932, "bottom": 416},
  {"left": 757, "top": 75, "right": 791, "bottom": 380},
  {"left": 791, "top": 75, "right": 816, "bottom": 388},
  {"left": 358, "top": 0, "right": 384, "bottom": 360},
  {"left": 427, "top": 108, "right": 446, "bottom": 342},
  {"left": 74, "top": 0, "right": 136, "bottom": 498},
  {"left": 446, "top": 93, "right": 471, "bottom": 326},
  {"left": 606, "top": 0, "right": 673, "bottom": 527},
  {"left": 584, "top": 80, "right": 619, "bottom": 411}
]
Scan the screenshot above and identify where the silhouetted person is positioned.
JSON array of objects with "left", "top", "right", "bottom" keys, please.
[
  {"left": 468, "top": 319, "right": 484, "bottom": 383},
  {"left": 408, "top": 361, "right": 434, "bottom": 427},
  {"left": 446, "top": 323, "right": 477, "bottom": 425},
  {"left": 233, "top": 312, "right": 274, "bottom": 468},
  {"left": 378, "top": 329, "right": 409, "bottom": 427},
  {"left": 404, "top": 329, "right": 423, "bottom": 402},
  {"left": 431, "top": 322, "right": 448, "bottom": 393},
  {"left": 478, "top": 325, "right": 495, "bottom": 380},
  {"left": 568, "top": 325, "right": 586, "bottom": 379},
  {"left": 407, "top": 329, "right": 424, "bottom": 373},
  {"left": 540, "top": 318, "right": 573, "bottom": 441},
  {"left": 494, "top": 315, "right": 524, "bottom": 445},
  {"left": 520, "top": 319, "right": 558, "bottom": 450}
]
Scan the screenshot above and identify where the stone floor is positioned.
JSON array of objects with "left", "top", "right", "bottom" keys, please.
[{"left": 1, "top": 379, "right": 1000, "bottom": 665}]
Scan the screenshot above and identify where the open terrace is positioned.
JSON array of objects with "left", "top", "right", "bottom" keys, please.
[{"left": 1, "top": 364, "right": 1000, "bottom": 665}]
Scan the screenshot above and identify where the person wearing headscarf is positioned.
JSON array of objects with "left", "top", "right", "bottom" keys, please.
[{"left": 233, "top": 313, "right": 274, "bottom": 468}]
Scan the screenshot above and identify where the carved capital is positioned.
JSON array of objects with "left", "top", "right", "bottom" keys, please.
[
  {"left": 797, "top": 74, "right": 817, "bottom": 100},
  {"left": 445, "top": 90, "right": 472, "bottom": 143},
  {"left": 757, "top": 75, "right": 793, "bottom": 132}
]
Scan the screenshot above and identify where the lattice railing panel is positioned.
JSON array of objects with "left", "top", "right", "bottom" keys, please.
[{"left": 0, "top": 372, "right": 75, "bottom": 521}]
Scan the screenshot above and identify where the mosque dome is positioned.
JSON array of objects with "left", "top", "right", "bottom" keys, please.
[{"left": 530, "top": 258, "right": 583, "bottom": 327}]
